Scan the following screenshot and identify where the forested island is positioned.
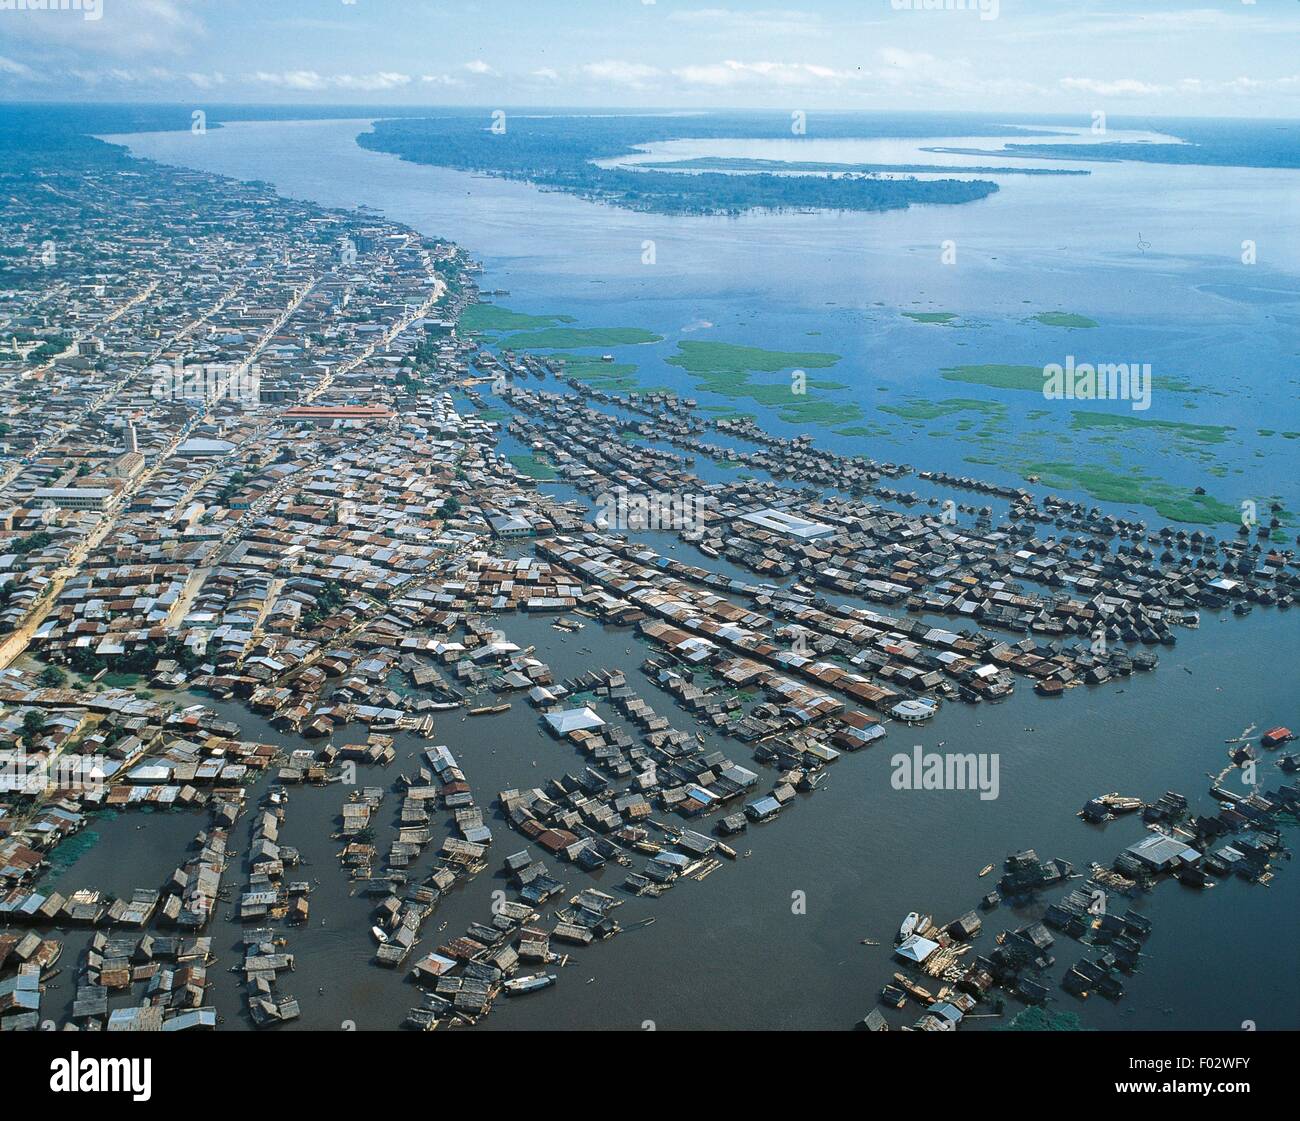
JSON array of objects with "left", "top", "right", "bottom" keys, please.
[{"left": 358, "top": 114, "right": 1002, "bottom": 215}]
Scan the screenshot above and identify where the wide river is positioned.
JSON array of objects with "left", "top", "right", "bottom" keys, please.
[{"left": 51, "top": 116, "right": 1295, "bottom": 1031}]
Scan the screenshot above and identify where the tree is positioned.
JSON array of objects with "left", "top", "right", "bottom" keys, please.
[
  {"left": 22, "top": 709, "right": 45, "bottom": 740},
  {"left": 37, "top": 665, "right": 67, "bottom": 688}
]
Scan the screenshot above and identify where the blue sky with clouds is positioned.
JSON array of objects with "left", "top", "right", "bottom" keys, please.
[{"left": 1, "top": 0, "right": 1298, "bottom": 117}]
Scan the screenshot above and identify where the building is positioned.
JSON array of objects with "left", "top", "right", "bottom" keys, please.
[
  {"left": 543, "top": 707, "right": 606, "bottom": 736},
  {"left": 282, "top": 405, "right": 395, "bottom": 425},
  {"left": 738, "top": 508, "right": 837, "bottom": 540},
  {"left": 32, "top": 487, "right": 115, "bottom": 512}
]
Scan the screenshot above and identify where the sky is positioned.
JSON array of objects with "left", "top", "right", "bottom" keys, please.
[{"left": 1, "top": 0, "right": 1298, "bottom": 118}]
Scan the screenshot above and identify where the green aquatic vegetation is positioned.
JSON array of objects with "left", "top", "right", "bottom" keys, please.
[
  {"left": 902, "top": 311, "right": 958, "bottom": 324},
  {"left": 1015, "top": 461, "right": 1240, "bottom": 525},
  {"left": 778, "top": 399, "right": 863, "bottom": 424},
  {"left": 668, "top": 341, "right": 841, "bottom": 376},
  {"left": 941, "top": 364, "right": 1047, "bottom": 391},
  {"left": 1028, "top": 311, "right": 1098, "bottom": 329},
  {"left": 508, "top": 453, "right": 558, "bottom": 481},
  {"left": 505, "top": 326, "right": 662, "bottom": 349},
  {"left": 1003, "top": 1007, "right": 1088, "bottom": 1032},
  {"left": 665, "top": 341, "right": 849, "bottom": 426},
  {"left": 835, "top": 424, "right": 890, "bottom": 438},
  {"left": 1069, "top": 411, "right": 1233, "bottom": 445},
  {"left": 879, "top": 398, "right": 1007, "bottom": 422},
  {"left": 460, "top": 304, "right": 574, "bottom": 332},
  {"left": 552, "top": 354, "right": 639, "bottom": 381}
]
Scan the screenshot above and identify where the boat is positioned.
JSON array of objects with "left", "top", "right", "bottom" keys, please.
[
  {"left": 468, "top": 703, "right": 510, "bottom": 716},
  {"left": 1098, "top": 792, "right": 1144, "bottom": 814},
  {"left": 371, "top": 925, "right": 390, "bottom": 944},
  {"left": 503, "top": 973, "right": 557, "bottom": 996},
  {"left": 897, "top": 912, "right": 920, "bottom": 942},
  {"left": 978, "top": 864, "right": 994, "bottom": 878}
]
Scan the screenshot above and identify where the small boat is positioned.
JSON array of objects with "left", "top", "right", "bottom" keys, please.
[
  {"left": 1099, "top": 792, "right": 1144, "bottom": 814},
  {"left": 371, "top": 925, "right": 390, "bottom": 944},
  {"left": 978, "top": 864, "right": 994, "bottom": 878},
  {"left": 503, "top": 973, "right": 557, "bottom": 996},
  {"left": 468, "top": 703, "right": 510, "bottom": 716},
  {"left": 898, "top": 912, "right": 920, "bottom": 942}
]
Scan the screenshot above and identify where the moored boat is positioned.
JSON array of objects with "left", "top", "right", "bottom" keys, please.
[{"left": 503, "top": 973, "right": 557, "bottom": 996}]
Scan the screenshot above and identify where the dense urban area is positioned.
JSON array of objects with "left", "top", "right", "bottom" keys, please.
[{"left": 0, "top": 132, "right": 1296, "bottom": 1034}]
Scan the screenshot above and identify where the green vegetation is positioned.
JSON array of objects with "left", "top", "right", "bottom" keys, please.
[
  {"left": 636, "top": 156, "right": 1086, "bottom": 177},
  {"left": 65, "top": 637, "right": 206, "bottom": 679},
  {"left": 12, "top": 530, "right": 53, "bottom": 555},
  {"left": 902, "top": 311, "right": 958, "bottom": 324},
  {"left": 941, "top": 364, "right": 1047, "bottom": 391},
  {"left": 669, "top": 341, "right": 842, "bottom": 377},
  {"left": 301, "top": 580, "right": 347, "bottom": 629},
  {"left": 1029, "top": 311, "right": 1098, "bottom": 329},
  {"left": 361, "top": 116, "right": 1001, "bottom": 217},
  {"left": 504, "top": 326, "right": 662, "bottom": 349},
  {"left": 460, "top": 304, "right": 575, "bottom": 333},
  {"left": 943, "top": 362, "right": 1205, "bottom": 400},
  {"left": 1002, "top": 1007, "right": 1088, "bottom": 1032},
  {"left": 1015, "top": 461, "right": 1240, "bottom": 524},
  {"left": 879, "top": 398, "right": 1006, "bottom": 422},
  {"left": 665, "top": 341, "right": 855, "bottom": 424},
  {"left": 1069, "top": 411, "right": 1233, "bottom": 446},
  {"left": 508, "top": 453, "right": 558, "bottom": 481},
  {"left": 834, "top": 423, "right": 890, "bottom": 438},
  {"left": 551, "top": 353, "right": 641, "bottom": 390},
  {"left": 779, "top": 399, "right": 863, "bottom": 425}
]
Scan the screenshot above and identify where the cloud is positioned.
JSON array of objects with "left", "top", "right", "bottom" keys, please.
[
  {"left": 252, "top": 70, "right": 328, "bottom": 91},
  {"left": 250, "top": 70, "right": 412, "bottom": 92},
  {"left": 4, "top": 0, "right": 206, "bottom": 57},
  {"left": 422, "top": 73, "right": 464, "bottom": 87},
  {"left": 531, "top": 68, "right": 561, "bottom": 82},
  {"left": 464, "top": 60, "right": 497, "bottom": 76},
  {"left": 334, "top": 72, "right": 412, "bottom": 91},
  {"left": 1059, "top": 77, "right": 1164, "bottom": 97},
  {"left": 186, "top": 71, "right": 226, "bottom": 90},
  {"left": 581, "top": 60, "right": 662, "bottom": 87},
  {"left": 673, "top": 60, "right": 854, "bottom": 87},
  {"left": 0, "top": 55, "right": 38, "bottom": 79}
]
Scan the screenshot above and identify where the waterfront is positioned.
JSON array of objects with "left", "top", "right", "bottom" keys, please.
[
  {"left": 117, "top": 115, "right": 1300, "bottom": 523},
  {"left": 36, "top": 602, "right": 1298, "bottom": 1031},
  {"left": 0, "top": 108, "right": 1292, "bottom": 1034}
]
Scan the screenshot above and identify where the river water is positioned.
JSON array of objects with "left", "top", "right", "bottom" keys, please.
[{"left": 40, "top": 115, "right": 1296, "bottom": 1031}]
